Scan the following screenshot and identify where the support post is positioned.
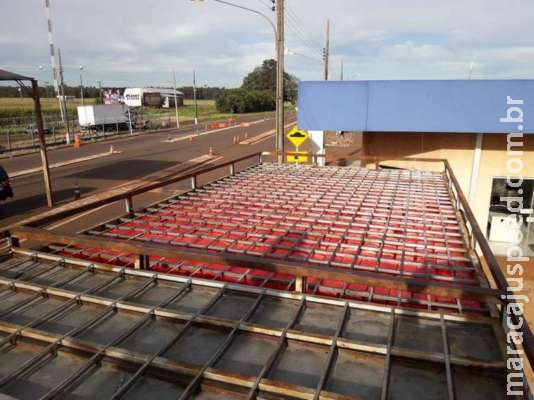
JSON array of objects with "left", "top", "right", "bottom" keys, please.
[
  {"left": 7, "top": 235, "right": 19, "bottom": 249},
  {"left": 275, "top": 0, "right": 285, "bottom": 164},
  {"left": 191, "top": 176, "right": 197, "bottom": 190},
  {"left": 468, "top": 133, "right": 483, "bottom": 208},
  {"left": 230, "top": 163, "right": 235, "bottom": 176},
  {"left": 134, "top": 254, "right": 149, "bottom": 270},
  {"left": 295, "top": 276, "right": 306, "bottom": 293},
  {"left": 32, "top": 79, "right": 54, "bottom": 208},
  {"left": 125, "top": 197, "right": 134, "bottom": 216}
]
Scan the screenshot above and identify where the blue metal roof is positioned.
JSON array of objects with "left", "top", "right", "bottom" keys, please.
[{"left": 297, "top": 80, "right": 534, "bottom": 133}]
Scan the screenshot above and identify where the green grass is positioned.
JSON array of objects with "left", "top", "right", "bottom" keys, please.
[
  {"left": 0, "top": 98, "right": 236, "bottom": 123},
  {"left": 0, "top": 97, "right": 97, "bottom": 120}
]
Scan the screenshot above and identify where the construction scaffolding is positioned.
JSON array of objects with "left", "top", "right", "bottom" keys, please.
[{"left": 3, "top": 152, "right": 533, "bottom": 398}]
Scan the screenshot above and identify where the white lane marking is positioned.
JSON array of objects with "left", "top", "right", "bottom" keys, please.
[
  {"left": 45, "top": 154, "right": 224, "bottom": 231},
  {"left": 11, "top": 150, "right": 121, "bottom": 179},
  {"left": 162, "top": 119, "right": 267, "bottom": 143},
  {"left": 46, "top": 203, "right": 112, "bottom": 230}
]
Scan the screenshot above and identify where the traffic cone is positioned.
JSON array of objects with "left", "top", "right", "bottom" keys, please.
[
  {"left": 74, "top": 182, "right": 81, "bottom": 200},
  {"left": 74, "top": 134, "right": 81, "bottom": 149}
]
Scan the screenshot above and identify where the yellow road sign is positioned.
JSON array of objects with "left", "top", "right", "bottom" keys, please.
[
  {"left": 287, "top": 152, "right": 309, "bottom": 163},
  {"left": 287, "top": 127, "right": 309, "bottom": 148}
]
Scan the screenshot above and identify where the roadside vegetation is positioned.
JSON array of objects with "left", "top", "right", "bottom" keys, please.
[
  {"left": 215, "top": 59, "right": 298, "bottom": 113},
  {"left": 0, "top": 98, "right": 232, "bottom": 124}
]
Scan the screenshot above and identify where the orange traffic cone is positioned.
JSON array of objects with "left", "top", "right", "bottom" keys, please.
[{"left": 74, "top": 134, "right": 81, "bottom": 149}]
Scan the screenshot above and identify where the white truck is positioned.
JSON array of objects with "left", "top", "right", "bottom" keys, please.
[{"left": 77, "top": 104, "right": 132, "bottom": 130}]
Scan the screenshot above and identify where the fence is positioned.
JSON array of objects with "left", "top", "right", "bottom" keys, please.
[{"left": 0, "top": 111, "right": 261, "bottom": 155}]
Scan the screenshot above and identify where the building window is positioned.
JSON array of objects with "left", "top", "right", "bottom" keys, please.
[{"left": 487, "top": 177, "right": 534, "bottom": 257}]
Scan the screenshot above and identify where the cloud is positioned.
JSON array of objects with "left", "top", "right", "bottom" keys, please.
[{"left": 1, "top": 0, "right": 534, "bottom": 86}]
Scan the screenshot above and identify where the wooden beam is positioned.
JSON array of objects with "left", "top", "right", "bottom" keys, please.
[{"left": 12, "top": 226, "right": 503, "bottom": 303}]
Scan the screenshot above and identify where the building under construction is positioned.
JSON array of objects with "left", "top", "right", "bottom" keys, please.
[{"left": 1, "top": 151, "right": 531, "bottom": 399}]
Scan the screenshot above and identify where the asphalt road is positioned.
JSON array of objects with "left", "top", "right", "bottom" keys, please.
[{"left": 1, "top": 112, "right": 295, "bottom": 230}]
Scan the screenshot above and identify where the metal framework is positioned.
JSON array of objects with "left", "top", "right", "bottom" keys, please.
[
  {"left": 0, "top": 252, "right": 508, "bottom": 399},
  {"left": 5, "top": 151, "right": 534, "bottom": 397}
]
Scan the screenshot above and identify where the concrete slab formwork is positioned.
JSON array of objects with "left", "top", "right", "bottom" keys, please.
[
  {"left": 0, "top": 253, "right": 509, "bottom": 399},
  {"left": 4, "top": 155, "right": 531, "bottom": 398}
]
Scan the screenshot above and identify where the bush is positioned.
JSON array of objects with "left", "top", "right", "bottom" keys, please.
[{"left": 215, "top": 89, "right": 275, "bottom": 114}]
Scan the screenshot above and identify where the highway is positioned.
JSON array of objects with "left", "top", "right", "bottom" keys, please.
[{"left": 1, "top": 112, "right": 295, "bottom": 231}]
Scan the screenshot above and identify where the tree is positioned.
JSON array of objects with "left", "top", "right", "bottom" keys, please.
[
  {"left": 241, "top": 59, "right": 298, "bottom": 103},
  {"left": 215, "top": 89, "right": 275, "bottom": 113}
]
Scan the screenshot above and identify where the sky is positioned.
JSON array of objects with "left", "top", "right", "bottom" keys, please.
[{"left": 1, "top": 0, "right": 534, "bottom": 88}]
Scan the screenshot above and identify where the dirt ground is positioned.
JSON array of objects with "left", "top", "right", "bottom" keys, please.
[{"left": 324, "top": 131, "right": 363, "bottom": 165}]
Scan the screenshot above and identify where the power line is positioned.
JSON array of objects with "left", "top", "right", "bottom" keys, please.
[
  {"left": 285, "top": 1, "right": 324, "bottom": 50},
  {"left": 285, "top": 18, "right": 323, "bottom": 57},
  {"left": 256, "top": 0, "right": 323, "bottom": 58}
]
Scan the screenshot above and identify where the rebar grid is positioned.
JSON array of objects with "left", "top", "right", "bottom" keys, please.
[
  {"left": 48, "top": 243, "right": 483, "bottom": 315},
  {"left": 0, "top": 254, "right": 507, "bottom": 399},
  {"left": 34, "top": 163, "right": 482, "bottom": 315},
  {"left": 89, "top": 164, "right": 473, "bottom": 280}
]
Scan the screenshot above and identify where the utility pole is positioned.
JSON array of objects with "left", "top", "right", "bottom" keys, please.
[
  {"left": 173, "top": 69, "right": 180, "bottom": 129},
  {"left": 193, "top": 70, "right": 198, "bottom": 126},
  {"left": 276, "top": 0, "right": 285, "bottom": 164},
  {"left": 44, "top": 0, "right": 66, "bottom": 126},
  {"left": 57, "top": 48, "right": 71, "bottom": 144},
  {"left": 323, "top": 19, "right": 330, "bottom": 81}
]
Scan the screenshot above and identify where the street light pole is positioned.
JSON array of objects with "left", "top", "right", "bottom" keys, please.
[
  {"left": 323, "top": 19, "right": 330, "bottom": 81},
  {"left": 193, "top": 70, "right": 198, "bottom": 126},
  {"left": 190, "top": 0, "right": 283, "bottom": 163},
  {"left": 79, "top": 65, "right": 85, "bottom": 106},
  {"left": 276, "top": 0, "right": 285, "bottom": 163}
]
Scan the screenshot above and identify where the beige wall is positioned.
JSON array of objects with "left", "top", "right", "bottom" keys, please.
[{"left": 362, "top": 132, "right": 534, "bottom": 237}]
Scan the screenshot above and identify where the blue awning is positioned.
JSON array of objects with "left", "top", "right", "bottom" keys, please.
[{"left": 297, "top": 80, "right": 533, "bottom": 133}]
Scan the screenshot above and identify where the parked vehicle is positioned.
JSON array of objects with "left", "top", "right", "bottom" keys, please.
[
  {"left": 0, "top": 166, "right": 13, "bottom": 201},
  {"left": 77, "top": 104, "right": 133, "bottom": 130}
]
